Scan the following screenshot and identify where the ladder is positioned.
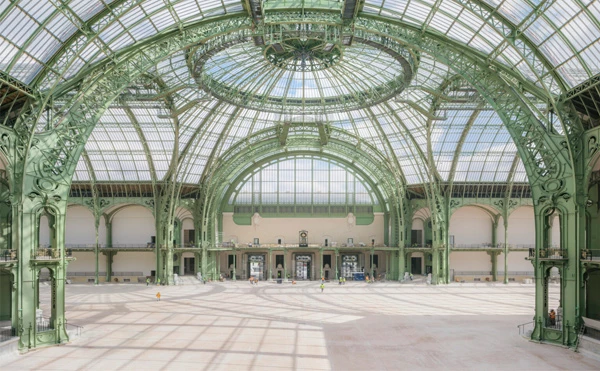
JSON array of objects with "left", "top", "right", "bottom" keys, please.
[{"left": 574, "top": 324, "right": 586, "bottom": 352}]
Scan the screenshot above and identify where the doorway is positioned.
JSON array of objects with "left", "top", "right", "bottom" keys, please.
[
  {"left": 295, "top": 255, "right": 311, "bottom": 280},
  {"left": 341, "top": 254, "right": 359, "bottom": 278},
  {"left": 248, "top": 255, "right": 265, "bottom": 280},
  {"left": 411, "top": 257, "right": 422, "bottom": 274},
  {"left": 184, "top": 257, "right": 195, "bottom": 275}
]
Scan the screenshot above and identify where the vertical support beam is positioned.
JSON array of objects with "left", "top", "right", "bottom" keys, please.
[
  {"left": 104, "top": 251, "right": 115, "bottom": 283},
  {"left": 489, "top": 251, "right": 499, "bottom": 282},
  {"left": 398, "top": 247, "right": 405, "bottom": 281},
  {"left": 334, "top": 248, "right": 339, "bottom": 280},
  {"left": 268, "top": 248, "right": 273, "bottom": 281},
  {"left": 504, "top": 218, "right": 509, "bottom": 284},
  {"left": 232, "top": 249, "right": 237, "bottom": 281},
  {"left": 406, "top": 252, "right": 412, "bottom": 276},
  {"left": 94, "top": 215, "right": 100, "bottom": 285},
  {"left": 369, "top": 248, "right": 375, "bottom": 280},
  {"left": 320, "top": 248, "right": 323, "bottom": 280},
  {"left": 283, "top": 248, "right": 288, "bottom": 281}
]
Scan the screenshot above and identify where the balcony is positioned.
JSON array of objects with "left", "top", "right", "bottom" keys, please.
[
  {"left": 33, "top": 248, "right": 72, "bottom": 260},
  {"left": 452, "top": 243, "right": 500, "bottom": 249},
  {"left": 581, "top": 249, "right": 600, "bottom": 261},
  {"left": 0, "top": 249, "right": 17, "bottom": 262},
  {"left": 528, "top": 247, "right": 567, "bottom": 260}
]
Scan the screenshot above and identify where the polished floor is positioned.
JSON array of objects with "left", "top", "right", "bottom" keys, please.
[{"left": 0, "top": 278, "right": 598, "bottom": 370}]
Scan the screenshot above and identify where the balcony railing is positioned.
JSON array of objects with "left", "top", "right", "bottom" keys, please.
[
  {"left": 528, "top": 248, "right": 567, "bottom": 260},
  {"left": 0, "top": 326, "right": 16, "bottom": 343},
  {"left": 33, "top": 248, "right": 73, "bottom": 260},
  {"left": 581, "top": 249, "right": 600, "bottom": 261},
  {"left": 0, "top": 249, "right": 17, "bottom": 261},
  {"left": 453, "top": 243, "right": 499, "bottom": 249},
  {"left": 37, "top": 317, "right": 53, "bottom": 333}
]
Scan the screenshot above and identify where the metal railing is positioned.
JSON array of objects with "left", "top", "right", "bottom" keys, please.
[
  {"left": 37, "top": 317, "right": 53, "bottom": 333},
  {"left": 518, "top": 321, "right": 534, "bottom": 336},
  {"left": 65, "top": 319, "right": 83, "bottom": 337},
  {"left": 406, "top": 244, "right": 431, "bottom": 248},
  {"left": 453, "top": 243, "right": 498, "bottom": 249},
  {"left": 546, "top": 315, "right": 562, "bottom": 330},
  {"left": 0, "top": 249, "right": 17, "bottom": 261},
  {"left": 0, "top": 327, "right": 17, "bottom": 343},
  {"left": 528, "top": 248, "right": 567, "bottom": 259},
  {"left": 581, "top": 249, "right": 600, "bottom": 261},
  {"left": 33, "top": 248, "right": 72, "bottom": 260}
]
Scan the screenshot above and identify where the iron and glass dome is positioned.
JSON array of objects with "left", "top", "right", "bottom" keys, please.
[
  {"left": 196, "top": 36, "right": 416, "bottom": 114},
  {"left": 0, "top": 0, "right": 597, "bottom": 193}
]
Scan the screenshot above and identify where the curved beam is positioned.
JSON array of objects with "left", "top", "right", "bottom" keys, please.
[
  {"left": 10, "top": 12, "right": 580, "bottom": 215},
  {"left": 217, "top": 151, "right": 389, "bottom": 214}
]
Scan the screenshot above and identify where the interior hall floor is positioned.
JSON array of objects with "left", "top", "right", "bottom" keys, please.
[{"left": 0, "top": 279, "right": 598, "bottom": 371}]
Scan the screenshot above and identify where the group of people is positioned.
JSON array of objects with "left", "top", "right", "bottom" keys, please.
[{"left": 248, "top": 276, "right": 259, "bottom": 285}]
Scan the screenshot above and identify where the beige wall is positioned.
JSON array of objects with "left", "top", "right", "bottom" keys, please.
[
  {"left": 222, "top": 212, "right": 385, "bottom": 246},
  {"left": 112, "top": 205, "right": 155, "bottom": 245},
  {"left": 507, "top": 206, "right": 535, "bottom": 246},
  {"left": 450, "top": 251, "right": 492, "bottom": 271},
  {"left": 68, "top": 251, "right": 106, "bottom": 273},
  {"left": 65, "top": 206, "right": 96, "bottom": 245},
  {"left": 112, "top": 252, "right": 155, "bottom": 276},
  {"left": 449, "top": 206, "right": 493, "bottom": 246}
]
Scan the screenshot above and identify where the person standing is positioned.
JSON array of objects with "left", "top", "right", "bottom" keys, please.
[
  {"left": 549, "top": 309, "right": 556, "bottom": 326},
  {"left": 156, "top": 292, "right": 161, "bottom": 301},
  {"left": 320, "top": 283, "right": 325, "bottom": 293},
  {"left": 157, "top": 277, "right": 161, "bottom": 286},
  {"left": 146, "top": 277, "right": 150, "bottom": 286}
]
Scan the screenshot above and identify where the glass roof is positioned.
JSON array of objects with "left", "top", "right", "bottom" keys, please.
[
  {"left": 5, "top": 0, "right": 592, "bottom": 190},
  {"left": 75, "top": 47, "right": 528, "bottom": 185},
  {"left": 0, "top": 0, "right": 596, "bottom": 91},
  {"left": 199, "top": 38, "right": 414, "bottom": 113}
]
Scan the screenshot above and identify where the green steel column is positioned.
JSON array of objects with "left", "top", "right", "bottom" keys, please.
[
  {"left": 334, "top": 248, "right": 339, "bottom": 280},
  {"left": 504, "top": 217, "right": 509, "bottom": 284},
  {"left": 563, "top": 205, "right": 582, "bottom": 346},
  {"left": 105, "top": 251, "right": 115, "bottom": 282},
  {"left": 385, "top": 251, "right": 389, "bottom": 280},
  {"left": 320, "top": 248, "right": 323, "bottom": 280},
  {"left": 532, "top": 209, "right": 547, "bottom": 342},
  {"left": 370, "top": 248, "right": 374, "bottom": 280},
  {"left": 94, "top": 216, "right": 99, "bottom": 285},
  {"left": 105, "top": 219, "right": 112, "bottom": 283},
  {"left": 283, "top": 249, "right": 288, "bottom": 282},
  {"left": 398, "top": 247, "right": 405, "bottom": 281},
  {"left": 406, "top": 252, "right": 412, "bottom": 276},
  {"left": 269, "top": 248, "right": 273, "bottom": 281},
  {"left": 201, "top": 242, "right": 208, "bottom": 280},
  {"left": 489, "top": 251, "right": 498, "bottom": 282},
  {"left": 212, "top": 251, "right": 218, "bottom": 280},
  {"left": 16, "top": 205, "right": 36, "bottom": 350},
  {"left": 52, "top": 211, "right": 69, "bottom": 344},
  {"left": 431, "top": 247, "right": 440, "bottom": 284},
  {"left": 232, "top": 249, "right": 237, "bottom": 281}
]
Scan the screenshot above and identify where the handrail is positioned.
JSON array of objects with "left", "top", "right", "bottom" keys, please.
[
  {"left": 65, "top": 319, "right": 83, "bottom": 337},
  {"left": 0, "top": 249, "right": 17, "bottom": 261},
  {"left": 518, "top": 320, "right": 534, "bottom": 336},
  {"left": 0, "top": 326, "right": 16, "bottom": 343},
  {"left": 37, "top": 316, "right": 53, "bottom": 333}
]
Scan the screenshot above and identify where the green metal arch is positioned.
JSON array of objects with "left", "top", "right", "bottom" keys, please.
[
  {"left": 202, "top": 128, "right": 403, "bottom": 203},
  {"left": 218, "top": 152, "right": 389, "bottom": 215},
  {"left": 9, "top": 11, "right": 581, "bottom": 212}
]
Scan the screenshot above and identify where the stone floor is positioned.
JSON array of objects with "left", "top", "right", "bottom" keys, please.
[{"left": 1, "top": 279, "right": 599, "bottom": 370}]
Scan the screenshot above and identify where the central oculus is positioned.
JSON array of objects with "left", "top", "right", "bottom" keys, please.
[{"left": 264, "top": 38, "right": 343, "bottom": 72}]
